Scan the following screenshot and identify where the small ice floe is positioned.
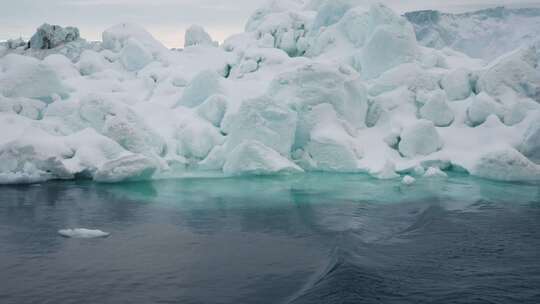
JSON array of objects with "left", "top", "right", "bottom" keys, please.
[
  {"left": 58, "top": 228, "right": 110, "bottom": 239},
  {"left": 402, "top": 175, "right": 416, "bottom": 185}
]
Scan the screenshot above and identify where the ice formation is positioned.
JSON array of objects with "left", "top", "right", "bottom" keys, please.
[
  {"left": 58, "top": 228, "right": 110, "bottom": 238},
  {"left": 0, "top": 1, "right": 539, "bottom": 183}
]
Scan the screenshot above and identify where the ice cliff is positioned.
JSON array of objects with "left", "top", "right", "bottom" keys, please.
[{"left": 0, "top": 1, "right": 539, "bottom": 184}]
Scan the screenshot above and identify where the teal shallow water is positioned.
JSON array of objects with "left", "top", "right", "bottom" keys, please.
[{"left": 1, "top": 174, "right": 539, "bottom": 303}]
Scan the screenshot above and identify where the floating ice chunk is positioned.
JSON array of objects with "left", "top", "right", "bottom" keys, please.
[
  {"left": 398, "top": 120, "right": 443, "bottom": 158},
  {"left": 419, "top": 92, "right": 454, "bottom": 127},
  {"left": 177, "top": 70, "right": 223, "bottom": 108},
  {"left": 441, "top": 68, "right": 472, "bottom": 101},
  {"left": 472, "top": 148, "right": 540, "bottom": 181},
  {"left": 424, "top": 166, "right": 448, "bottom": 178},
  {"left": 58, "top": 228, "right": 110, "bottom": 238},
  {"left": 0, "top": 54, "right": 68, "bottom": 102},
  {"left": 94, "top": 154, "right": 157, "bottom": 183},
  {"left": 120, "top": 38, "right": 153, "bottom": 71},
  {"left": 195, "top": 95, "right": 228, "bottom": 127},
  {"left": 184, "top": 25, "right": 217, "bottom": 47},
  {"left": 29, "top": 23, "right": 80, "bottom": 50},
  {"left": 467, "top": 93, "right": 502, "bottom": 126},
  {"left": 223, "top": 140, "right": 303, "bottom": 176}
]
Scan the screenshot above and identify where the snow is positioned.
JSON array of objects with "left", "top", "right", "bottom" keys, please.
[
  {"left": 0, "top": 2, "right": 539, "bottom": 183},
  {"left": 58, "top": 228, "right": 110, "bottom": 238}
]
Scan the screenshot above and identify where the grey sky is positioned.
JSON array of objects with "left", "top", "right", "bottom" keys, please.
[{"left": 1, "top": 0, "right": 540, "bottom": 48}]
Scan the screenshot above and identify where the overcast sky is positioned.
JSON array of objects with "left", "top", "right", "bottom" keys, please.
[{"left": 1, "top": 0, "right": 539, "bottom": 48}]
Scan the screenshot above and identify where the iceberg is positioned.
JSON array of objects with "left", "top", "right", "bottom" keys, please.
[{"left": 0, "top": 1, "right": 539, "bottom": 183}]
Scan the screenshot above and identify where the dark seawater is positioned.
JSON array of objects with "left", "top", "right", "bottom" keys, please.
[{"left": 1, "top": 174, "right": 539, "bottom": 304}]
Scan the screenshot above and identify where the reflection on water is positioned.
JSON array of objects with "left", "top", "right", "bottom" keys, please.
[{"left": 0, "top": 174, "right": 539, "bottom": 304}]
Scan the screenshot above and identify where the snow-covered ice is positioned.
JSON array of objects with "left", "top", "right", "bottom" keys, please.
[{"left": 1, "top": 1, "right": 539, "bottom": 183}]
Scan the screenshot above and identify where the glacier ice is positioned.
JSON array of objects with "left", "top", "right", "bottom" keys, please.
[{"left": 1, "top": 1, "right": 540, "bottom": 184}]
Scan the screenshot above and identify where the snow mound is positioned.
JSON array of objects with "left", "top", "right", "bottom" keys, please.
[{"left": 58, "top": 228, "right": 110, "bottom": 238}]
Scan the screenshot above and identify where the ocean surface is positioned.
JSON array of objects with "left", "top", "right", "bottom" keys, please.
[{"left": 1, "top": 173, "right": 539, "bottom": 304}]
